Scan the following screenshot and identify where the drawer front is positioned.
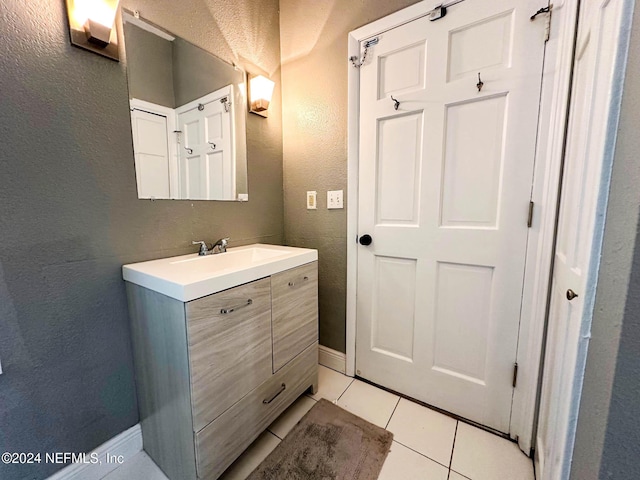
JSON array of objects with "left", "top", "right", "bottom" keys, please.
[
  {"left": 271, "top": 262, "right": 318, "bottom": 372},
  {"left": 195, "top": 342, "right": 318, "bottom": 480},
  {"left": 186, "top": 277, "right": 272, "bottom": 432}
]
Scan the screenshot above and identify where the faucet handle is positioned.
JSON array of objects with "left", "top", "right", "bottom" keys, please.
[
  {"left": 212, "top": 237, "right": 230, "bottom": 253},
  {"left": 192, "top": 241, "right": 209, "bottom": 256}
]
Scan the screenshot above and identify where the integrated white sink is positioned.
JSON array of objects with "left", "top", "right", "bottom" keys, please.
[{"left": 122, "top": 244, "right": 318, "bottom": 301}]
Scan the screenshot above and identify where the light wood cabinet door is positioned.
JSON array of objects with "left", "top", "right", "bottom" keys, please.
[
  {"left": 186, "top": 277, "right": 272, "bottom": 431},
  {"left": 195, "top": 342, "right": 317, "bottom": 479},
  {"left": 271, "top": 262, "right": 318, "bottom": 372}
]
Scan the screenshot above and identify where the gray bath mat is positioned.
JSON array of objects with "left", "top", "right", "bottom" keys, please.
[{"left": 247, "top": 398, "right": 393, "bottom": 480}]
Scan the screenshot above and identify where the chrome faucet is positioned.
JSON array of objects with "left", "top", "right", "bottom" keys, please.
[
  {"left": 192, "top": 240, "right": 210, "bottom": 256},
  {"left": 191, "top": 237, "right": 229, "bottom": 256},
  {"left": 212, "top": 237, "right": 229, "bottom": 253}
]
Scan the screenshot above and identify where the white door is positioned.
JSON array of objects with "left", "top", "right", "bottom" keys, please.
[
  {"left": 130, "top": 109, "right": 171, "bottom": 199},
  {"left": 356, "top": 0, "right": 547, "bottom": 432},
  {"left": 176, "top": 86, "right": 235, "bottom": 200},
  {"left": 535, "top": 0, "right": 629, "bottom": 477}
]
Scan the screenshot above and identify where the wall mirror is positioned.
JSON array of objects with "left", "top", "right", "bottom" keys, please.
[{"left": 122, "top": 11, "right": 249, "bottom": 201}]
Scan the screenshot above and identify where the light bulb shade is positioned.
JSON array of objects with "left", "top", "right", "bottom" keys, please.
[
  {"left": 84, "top": 18, "right": 112, "bottom": 47},
  {"left": 249, "top": 75, "right": 275, "bottom": 117},
  {"left": 65, "top": 0, "right": 121, "bottom": 60}
]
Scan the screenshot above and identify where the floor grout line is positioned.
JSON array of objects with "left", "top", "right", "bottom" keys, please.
[
  {"left": 447, "top": 421, "right": 459, "bottom": 479},
  {"left": 450, "top": 468, "right": 473, "bottom": 480},
  {"left": 385, "top": 397, "right": 401, "bottom": 429},
  {"left": 391, "top": 439, "right": 452, "bottom": 471},
  {"left": 335, "top": 378, "right": 356, "bottom": 402}
]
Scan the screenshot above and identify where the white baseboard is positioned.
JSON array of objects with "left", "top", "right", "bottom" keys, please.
[
  {"left": 318, "top": 345, "right": 347, "bottom": 374},
  {"left": 47, "top": 424, "right": 143, "bottom": 480}
]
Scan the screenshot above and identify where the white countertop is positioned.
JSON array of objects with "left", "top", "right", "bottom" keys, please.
[{"left": 122, "top": 243, "right": 318, "bottom": 302}]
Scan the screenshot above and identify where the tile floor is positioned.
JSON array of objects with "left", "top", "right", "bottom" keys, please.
[{"left": 103, "top": 365, "right": 535, "bottom": 480}]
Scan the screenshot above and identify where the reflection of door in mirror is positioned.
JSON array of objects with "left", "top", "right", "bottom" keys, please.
[
  {"left": 130, "top": 100, "right": 176, "bottom": 199},
  {"left": 176, "top": 85, "right": 235, "bottom": 200},
  {"left": 122, "top": 12, "right": 249, "bottom": 202}
]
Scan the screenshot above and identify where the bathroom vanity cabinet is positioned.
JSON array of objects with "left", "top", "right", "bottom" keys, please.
[{"left": 125, "top": 260, "right": 318, "bottom": 480}]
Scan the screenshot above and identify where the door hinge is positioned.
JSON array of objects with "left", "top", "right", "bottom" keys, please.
[
  {"left": 544, "top": 10, "right": 552, "bottom": 42},
  {"left": 527, "top": 201, "right": 535, "bottom": 228},
  {"left": 530, "top": 4, "right": 553, "bottom": 42},
  {"left": 512, "top": 363, "right": 519, "bottom": 388}
]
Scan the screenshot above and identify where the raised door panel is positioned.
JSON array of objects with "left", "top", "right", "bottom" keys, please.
[
  {"left": 432, "top": 262, "right": 494, "bottom": 384},
  {"left": 440, "top": 95, "right": 507, "bottom": 228},
  {"left": 271, "top": 262, "right": 318, "bottom": 372},
  {"left": 376, "top": 113, "right": 423, "bottom": 225},
  {"left": 186, "top": 278, "right": 272, "bottom": 432},
  {"left": 377, "top": 41, "right": 426, "bottom": 98},
  {"left": 203, "top": 100, "right": 233, "bottom": 199},
  {"left": 447, "top": 11, "right": 513, "bottom": 81},
  {"left": 178, "top": 111, "right": 207, "bottom": 200},
  {"left": 371, "top": 255, "right": 417, "bottom": 362}
]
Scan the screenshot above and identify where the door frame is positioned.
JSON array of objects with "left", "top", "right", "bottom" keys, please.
[
  {"left": 346, "top": 0, "right": 578, "bottom": 453},
  {"left": 535, "top": 0, "right": 636, "bottom": 477}
]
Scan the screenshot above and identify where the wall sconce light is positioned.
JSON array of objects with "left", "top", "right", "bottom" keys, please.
[
  {"left": 249, "top": 75, "right": 275, "bottom": 117},
  {"left": 65, "top": 0, "right": 121, "bottom": 61}
]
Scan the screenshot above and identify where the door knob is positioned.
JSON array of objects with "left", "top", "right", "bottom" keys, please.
[
  {"left": 566, "top": 289, "right": 578, "bottom": 301},
  {"left": 358, "top": 234, "right": 372, "bottom": 246}
]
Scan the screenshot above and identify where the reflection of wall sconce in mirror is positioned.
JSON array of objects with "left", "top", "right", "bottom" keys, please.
[
  {"left": 249, "top": 75, "right": 275, "bottom": 117},
  {"left": 65, "top": 0, "right": 121, "bottom": 61}
]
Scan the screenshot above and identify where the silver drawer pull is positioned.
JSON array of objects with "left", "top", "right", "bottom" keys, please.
[
  {"left": 288, "top": 276, "right": 309, "bottom": 288},
  {"left": 263, "top": 383, "right": 286, "bottom": 404},
  {"left": 220, "top": 299, "right": 252, "bottom": 314}
]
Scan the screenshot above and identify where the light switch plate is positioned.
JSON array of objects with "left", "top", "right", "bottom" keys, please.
[
  {"left": 307, "top": 191, "right": 317, "bottom": 209},
  {"left": 327, "top": 190, "right": 344, "bottom": 209}
]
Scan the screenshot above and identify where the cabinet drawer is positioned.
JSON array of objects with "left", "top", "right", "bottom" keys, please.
[
  {"left": 195, "top": 342, "right": 317, "bottom": 479},
  {"left": 271, "top": 262, "right": 318, "bottom": 372},
  {"left": 186, "top": 278, "right": 272, "bottom": 432}
]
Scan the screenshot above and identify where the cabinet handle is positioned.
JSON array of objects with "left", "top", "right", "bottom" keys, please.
[
  {"left": 220, "top": 299, "right": 253, "bottom": 314},
  {"left": 263, "top": 383, "right": 286, "bottom": 404},
  {"left": 288, "top": 276, "right": 309, "bottom": 288}
]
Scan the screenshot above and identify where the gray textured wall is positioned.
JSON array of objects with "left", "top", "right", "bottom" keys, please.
[
  {"left": 570, "top": 2, "right": 640, "bottom": 478},
  {"left": 599, "top": 235, "right": 640, "bottom": 478},
  {"left": 279, "top": 0, "right": 419, "bottom": 352},
  {"left": 172, "top": 38, "right": 243, "bottom": 108},
  {"left": 124, "top": 23, "right": 175, "bottom": 108},
  {"left": 0, "top": 0, "right": 283, "bottom": 478}
]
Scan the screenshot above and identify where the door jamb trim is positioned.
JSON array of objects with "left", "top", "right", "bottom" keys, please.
[{"left": 511, "top": 0, "right": 579, "bottom": 454}]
